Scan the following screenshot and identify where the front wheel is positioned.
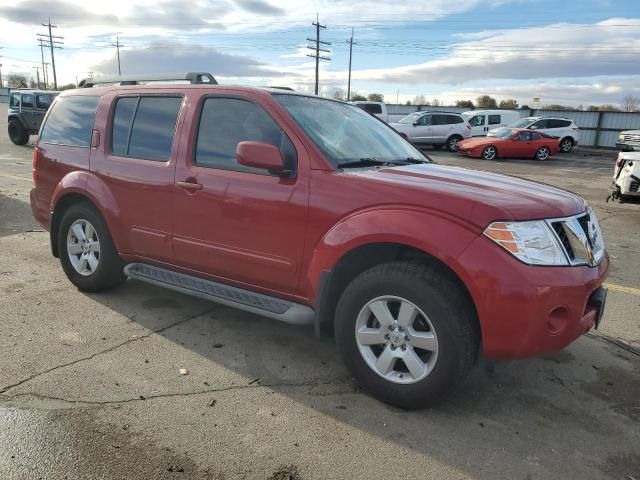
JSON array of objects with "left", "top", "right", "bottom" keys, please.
[
  {"left": 58, "top": 203, "right": 126, "bottom": 292},
  {"left": 447, "top": 135, "right": 462, "bottom": 152},
  {"left": 482, "top": 146, "right": 497, "bottom": 160},
  {"left": 335, "top": 261, "right": 480, "bottom": 409},
  {"left": 535, "top": 146, "right": 550, "bottom": 161},
  {"left": 8, "top": 119, "right": 29, "bottom": 145}
]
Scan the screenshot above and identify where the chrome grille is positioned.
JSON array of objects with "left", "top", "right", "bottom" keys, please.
[
  {"left": 546, "top": 209, "right": 605, "bottom": 267},
  {"left": 621, "top": 134, "right": 640, "bottom": 143}
]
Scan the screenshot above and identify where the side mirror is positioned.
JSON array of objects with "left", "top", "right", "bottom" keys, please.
[
  {"left": 529, "top": 126, "right": 538, "bottom": 130},
  {"left": 236, "top": 141, "right": 290, "bottom": 177},
  {"left": 412, "top": 122, "right": 419, "bottom": 126}
]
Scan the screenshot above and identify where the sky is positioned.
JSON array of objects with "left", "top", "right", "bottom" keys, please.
[{"left": 0, "top": 0, "right": 638, "bottom": 107}]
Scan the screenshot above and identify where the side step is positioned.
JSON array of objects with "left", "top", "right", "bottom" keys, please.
[{"left": 124, "top": 263, "right": 314, "bottom": 326}]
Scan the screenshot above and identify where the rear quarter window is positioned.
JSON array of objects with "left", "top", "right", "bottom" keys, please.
[
  {"left": 362, "top": 103, "right": 383, "bottom": 115},
  {"left": 39, "top": 96, "right": 100, "bottom": 147}
]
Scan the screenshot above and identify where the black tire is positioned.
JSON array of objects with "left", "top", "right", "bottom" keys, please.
[
  {"left": 446, "top": 135, "right": 462, "bottom": 152},
  {"left": 535, "top": 146, "right": 550, "bottom": 161},
  {"left": 335, "top": 261, "right": 480, "bottom": 409},
  {"left": 8, "top": 119, "right": 29, "bottom": 145},
  {"left": 482, "top": 145, "right": 498, "bottom": 160},
  {"left": 559, "top": 137, "right": 574, "bottom": 153},
  {"left": 58, "top": 202, "right": 126, "bottom": 292}
]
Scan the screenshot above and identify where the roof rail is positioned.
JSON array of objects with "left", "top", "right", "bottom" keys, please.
[{"left": 79, "top": 72, "right": 217, "bottom": 88}]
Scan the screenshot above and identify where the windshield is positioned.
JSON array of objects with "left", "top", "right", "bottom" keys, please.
[
  {"left": 510, "top": 117, "right": 535, "bottom": 128},
  {"left": 492, "top": 128, "right": 515, "bottom": 138},
  {"left": 396, "top": 112, "right": 424, "bottom": 124},
  {"left": 274, "top": 95, "right": 425, "bottom": 166}
]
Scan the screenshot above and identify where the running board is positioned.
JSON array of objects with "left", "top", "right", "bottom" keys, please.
[{"left": 124, "top": 263, "right": 314, "bottom": 326}]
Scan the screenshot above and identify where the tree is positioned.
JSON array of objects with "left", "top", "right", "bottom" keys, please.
[
  {"left": 476, "top": 95, "right": 497, "bottom": 108},
  {"left": 431, "top": 98, "right": 441, "bottom": 107},
  {"left": 412, "top": 95, "right": 427, "bottom": 105},
  {"left": 351, "top": 93, "right": 366, "bottom": 101},
  {"left": 621, "top": 94, "right": 640, "bottom": 112},
  {"left": 8, "top": 74, "right": 28, "bottom": 88},
  {"left": 588, "top": 104, "right": 620, "bottom": 112},
  {"left": 367, "top": 93, "right": 384, "bottom": 102},
  {"left": 405, "top": 100, "right": 412, "bottom": 105},
  {"left": 455, "top": 100, "right": 474, "bottom": 109},
  {"left": 332, "top": 88, "right": 346, "bottom": 101},
  {"left": 499, "top": 99, "right": 519, "bottom": 109},
  {"left": 58, "top": 83, "right": 77, "bottom": 91},
  {"left": 544, "top": 104, "right": 574, "bottom": 111},
  {"left": 520, "top": 105, "right": 530, "bottom": 110}
]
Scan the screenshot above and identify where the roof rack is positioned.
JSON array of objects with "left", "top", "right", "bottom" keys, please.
[{"left": 79, "top": 72, "right": 217, "bottom": 88}]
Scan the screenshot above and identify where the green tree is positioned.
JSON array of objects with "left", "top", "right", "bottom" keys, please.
[
  {"left": 367, "top": 93, "right": 384, "bottom": 102},
  {"left": 476, "top": 95, "right": 497, "bottom": 108},
  {"left": 499, "top": 99, "right": 519, "bottom": 109},
  {"left": 351, "top": 93, "right": 366, "bottom": 101},
  {"left": 8, "top": 74, "right": 28, "bottom": 88},
  {"left": 455, "top": 100, "right": 474, "bottom": 109}
]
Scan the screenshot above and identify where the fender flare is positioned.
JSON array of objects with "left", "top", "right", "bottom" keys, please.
[
  {"left": 303, "top": 206, "right": 480, "bottom": 303},
  {"left": 7, "top": 114, "right": 27, "bottom": 129},
  {"left": 50, "top": 171, "right": 123, "bottom": 255}
]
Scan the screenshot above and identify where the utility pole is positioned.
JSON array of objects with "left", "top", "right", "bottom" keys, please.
[
  {"left": 306, "top": 14, "right": 330, "bottom": 95},
  {"left": 38, "top": 39, "right": 48, "bottom": 88},
  {"left": 0, "top": 63, "right": 3, "bottom": 88},
  {"left": 346, "top": 28, "right": 356, "bottom": 101},
  {"left": 43, "top": 62, "right": 50, "bottom": 88},
  {"left": 37, "top": 18, "right": 63, "bottom": 90},
  {"left": 111, "top": 35, "right": 122, "bottom": 76},
  {"left": 33, "top": 67, "right": 41, "bottom": 89}
]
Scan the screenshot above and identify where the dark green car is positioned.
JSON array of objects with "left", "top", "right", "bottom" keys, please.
[{"left": 8, "top": 90, "right": 59, "bottom": 145}]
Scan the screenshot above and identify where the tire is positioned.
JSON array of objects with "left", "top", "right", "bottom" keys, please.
[
  {"left": 58, "top": 202, "right": 126, "bottom": 292},
  {"left": 8, "top": 119, "right": 29, "bottom": 145},
  {"left": 335, "top": 261, "right": 480, "bottom": 409},
  {"left": 559, "top": 137, "right": 574, "bottom": 153},
  {"left": 446, "top": 135, "right": 462, "bottom": 152},
  {"left": 535, "top": 146, "right": 550, "bottom": 161},
  {"left": 481, "top": 146, "right": 497, "bottom": 160}
]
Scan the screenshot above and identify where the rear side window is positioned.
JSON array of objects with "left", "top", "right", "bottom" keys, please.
[
  {"left": 547, "top": 119, "right": 571, "bottom": 128},
  {"left": 195, "top": 97, "right": 286, "bottom": 174},
  {"left": 449, "top": 115, "right": 464, "bottom": 124},
  {"left": 110, "top": 96, "right": 182, "bottom": 161},
  {"left": 488, "top": 114, "right": 501, "bottom": 125},
  {"left": 40, "top": 96, "right": 100, "bottom": 147},
  {"left": 530, "top": 132, "right": 541, "bottom": 140},
  {"left": 519, "top": 131, "right": 532, "bottom": 141},
  {"left": 21, "top": 94, "right": 34, "bottom": 109},
  {"left": 361, "top": 103, "right": 382, "bottom": 115},
  {"left": 432, "top": 114, "right": 446, "bottom": 125},
  {"left": 36, "top": 95, "right": 51, "bottom": 109}
]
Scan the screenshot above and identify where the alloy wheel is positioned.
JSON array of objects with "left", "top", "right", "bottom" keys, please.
[
  {"left": 537, "top": 147, "right": 550, "bottom": 160},
  {"left": 354, "top": 296, "right": 439, "bottom": 384},
  {"left": 482, "top": 146, "right": 496, "bottom": 160},
  {"left": 66, "top": 219, "right": 101, "bottom": 276}
]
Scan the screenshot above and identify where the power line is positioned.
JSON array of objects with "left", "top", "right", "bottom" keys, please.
[
  {"left": 37, "top": 18, "right": 63, "bottom": 89},
  {"left": 306, "top": 14, "right": 331, "bottom": 95}
]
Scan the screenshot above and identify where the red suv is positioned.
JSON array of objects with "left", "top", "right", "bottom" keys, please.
[{"left": 30, "top": 73, "right": 609, "bottom": 408}]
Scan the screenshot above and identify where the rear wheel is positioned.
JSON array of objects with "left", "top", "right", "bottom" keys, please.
[
  {"left": 447, "top": 135, "right": 462, "bottom": 152},
  {"left": 482, "top": 146, "right": 497, "bottom": 160},
  {"left": 8, "top": 119, "right": 29, "bottom": 145},
  {"left": 536, "top": 146, "right": 550, "bottom": 161},
  {"left": 335, "top": 261, "right": 480, "bottom": 409},
  {"left": 560, "top": 137, "right": 574, "bottom": 153},
  {"left": 58, "top": 203, "right": 126, "bottom": 292}
]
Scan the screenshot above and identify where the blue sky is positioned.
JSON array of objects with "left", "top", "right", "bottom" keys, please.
[{"left": 0, "top": 0, "right": 638, "bottom": 106}]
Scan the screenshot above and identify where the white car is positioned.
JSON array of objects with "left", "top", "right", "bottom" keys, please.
[
  {"left": 463, "top": 110, "right": 521, "bottom": 137},
  {"left": 390, "top": 111, "right": 472, "bottom": 151},
  {"left": 494, "top": 116, "right": 579, "bottom": 153},
  {"left": 609, "top": 151, "right": 640, "bottom": 201},
  {"left": 351, "top": 101, "right": 388, "bottom": 122}
]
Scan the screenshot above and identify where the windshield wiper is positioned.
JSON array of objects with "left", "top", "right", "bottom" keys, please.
[{"left": 337, "top": 157, "right": 428, "bottom": 169}]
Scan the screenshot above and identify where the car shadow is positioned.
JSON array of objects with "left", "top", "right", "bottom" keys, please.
[
  {"left": 79, "top": 277, "right": 639, "bottom": 480},
  {"left": 0, "top": 193, "right": 42, "bottom": 238}
]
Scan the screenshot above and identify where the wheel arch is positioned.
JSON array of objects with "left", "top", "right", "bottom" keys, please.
[{"left": 7, "top": 114, "right": 27, "bottom": 129}]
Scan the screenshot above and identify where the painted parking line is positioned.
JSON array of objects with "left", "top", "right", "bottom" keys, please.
[
  {"left": 604, "top": 283, "right": 640, "bottom": 296},
  {"left": 0, "top": 173, "right": 31, "bottom": 182}
]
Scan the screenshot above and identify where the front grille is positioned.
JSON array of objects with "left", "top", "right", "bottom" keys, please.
[
  {"left": 622, "top": 134, "right": 640, "bottom": 143},
  {"left": 552, "top": 222, "right": 575, "bottom": 260}
]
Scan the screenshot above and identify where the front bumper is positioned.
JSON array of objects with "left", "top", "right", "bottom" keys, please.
[
  {"left": 616, "top": 142, "right": 640, "bottom": 152},
  {"left": 455, "top": 234, "right": 609, "bottom": 360}
]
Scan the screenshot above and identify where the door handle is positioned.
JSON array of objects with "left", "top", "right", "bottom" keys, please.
[{"left": 177, "top": 180, "right": 203, "bottom": 191}]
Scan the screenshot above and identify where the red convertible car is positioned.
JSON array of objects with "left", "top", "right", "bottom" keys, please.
[{"left": 457, "top": 128, "right": 561, "bottom": 161}]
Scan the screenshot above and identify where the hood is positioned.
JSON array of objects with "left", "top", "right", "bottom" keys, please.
[
  {"left": 345, "top": 164, "right": 586, "bottom": 225},
  {"left": 458, "top": 137, "right": 509, "bottom": 149}
]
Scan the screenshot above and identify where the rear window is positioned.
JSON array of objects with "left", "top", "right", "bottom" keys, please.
[
  {"left": 40, "top": 96, "right": 100, "bottom": 147},
  {"left": 110, "top": 96, "right": 183, "bottom": 161},
  {"left": 360, "top": 103, "right": 383, "bottom": 115},
  {"left": 36, "top": 94, "right": 51, "bottom": 109}
]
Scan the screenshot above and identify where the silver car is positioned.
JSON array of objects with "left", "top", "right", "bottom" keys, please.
[{"left": 390, "top": 111, "right": 472, "bottom": 151}]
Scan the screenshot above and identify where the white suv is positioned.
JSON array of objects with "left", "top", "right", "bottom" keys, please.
[
  {"left": 390, "top": 111, "right": 472, "bottom": 151},
  {"left": 494, "top": 116, "right": 579, "bottom": 153}
]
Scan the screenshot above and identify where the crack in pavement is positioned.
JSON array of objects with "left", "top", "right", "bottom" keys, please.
[
  {"left": 0, "top": 381, "right": 354, "bottom": 408},
  {"left": 0, "top": 306, "right": 217, "bottom": 395}
]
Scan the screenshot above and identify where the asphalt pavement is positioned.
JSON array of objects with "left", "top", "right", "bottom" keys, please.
[{"left": 0, "top": 104, "right": 638, "bottom": 480}]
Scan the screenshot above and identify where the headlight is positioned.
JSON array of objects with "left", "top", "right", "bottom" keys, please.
[{"left": 484, "top": 221, "right": 568, "bottom": 266}]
